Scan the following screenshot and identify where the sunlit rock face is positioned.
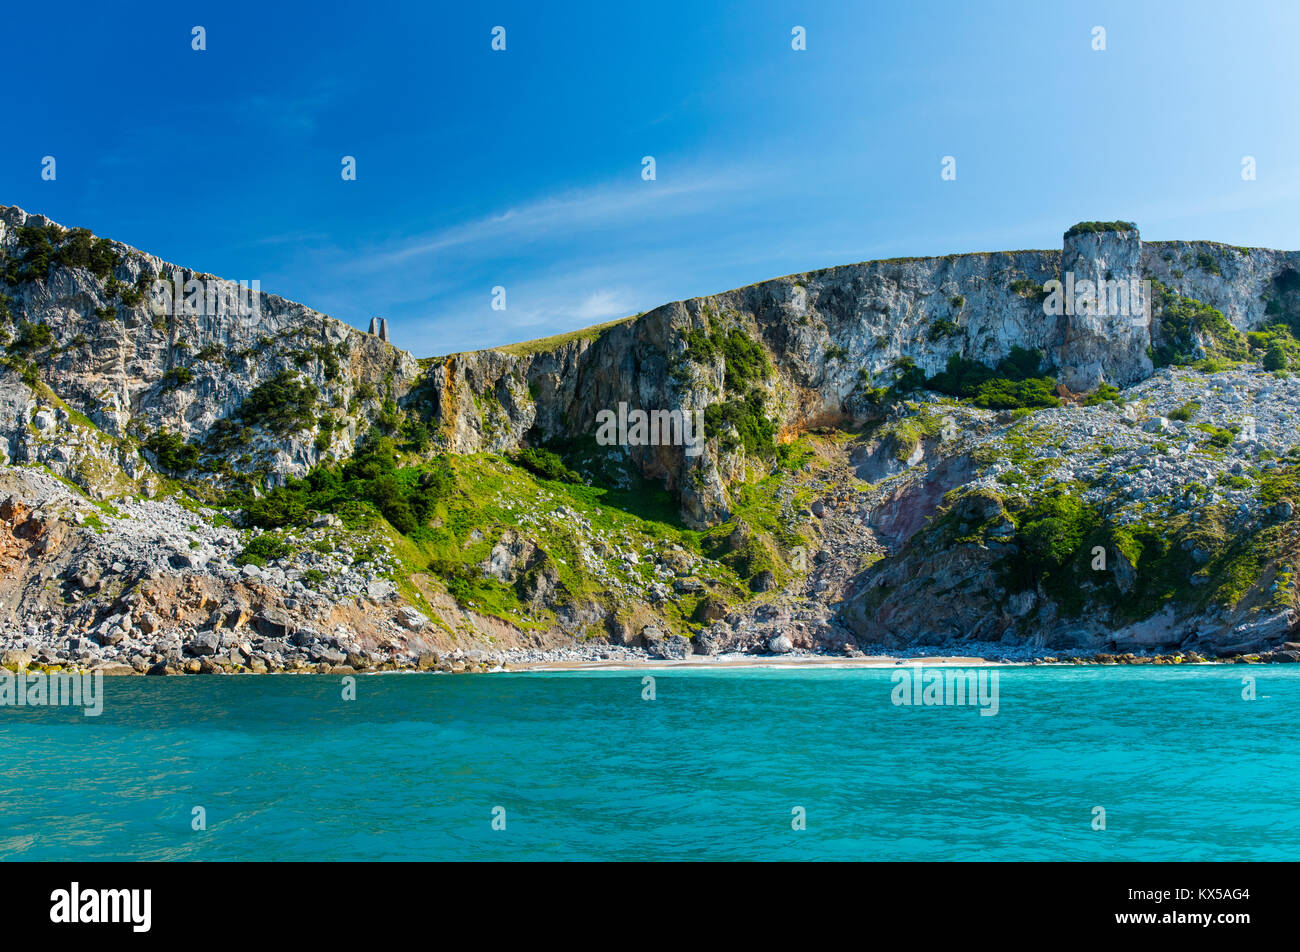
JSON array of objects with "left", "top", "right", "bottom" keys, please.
[
  {"left": 1054, "top": 224, "right": 1151, "bottom": 392},
  {"left": 5, "top": 203, "right": 1299, "bottom": 524}
]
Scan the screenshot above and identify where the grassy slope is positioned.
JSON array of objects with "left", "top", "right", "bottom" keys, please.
[{"left": 368, "top": 451, "right": 812, "bottom": 635}]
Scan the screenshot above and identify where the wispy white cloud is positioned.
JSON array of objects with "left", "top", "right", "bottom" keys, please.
[
  {"left": 283, "top": 161, "right": 779, "bottom": 354},
  {"left": 344, "top": 165, "right": 763, "bottom": 274},
  {"left": 572, "top": 288, "right": 634, "bottom": 323},
  {"left": 390, "top": 251, "right": 669, "bottom": 356}
]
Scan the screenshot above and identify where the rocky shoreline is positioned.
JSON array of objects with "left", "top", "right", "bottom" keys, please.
[{"left": 4, "top": 637, "right": 1300, "bottom": 677}]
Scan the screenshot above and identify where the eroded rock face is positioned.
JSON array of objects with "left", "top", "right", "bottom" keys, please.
[
  {"left": 405, "top": 227, "right": 1300, "bottom": 525},
  {"left": 3, "top": 207, "right": 1300, "bottom": 666},
  {"left": 7, "top": 204, "right": 1299, "bottom": 525},
  {"left": 836, "top": 364, "right": 1300, "bottom": 655},
  {"left": 0, "top": 205, "right": 417, "bottom": 485},
  {"left": 0, "top": 368, "right": 158, "bottom": 499},
  {"left": 1055, "top": 225, "right": 1152, "bottom": 391}
]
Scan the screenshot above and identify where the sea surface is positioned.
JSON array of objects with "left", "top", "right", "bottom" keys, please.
[{"left": 0, "top": 666, "right": 1294, "bottom": 861}]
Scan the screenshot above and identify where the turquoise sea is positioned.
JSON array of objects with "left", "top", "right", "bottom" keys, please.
[{"left": 0, "top": 666, "right": 1294, "bottom": 861}]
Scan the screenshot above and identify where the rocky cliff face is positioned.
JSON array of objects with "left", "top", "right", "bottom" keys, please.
[
  {"left": 839, "top": 364, "right": 1300, "bottom": 656},
  {"left": 0, "top": 205, "right": 417, "bottom": 488},
  {"left": 7, "top": 204, "right": 1295, "bottom": 523},
  {"left": 420, "top": 226, "right": 1300, "bottom": 526},
  {"left": 2, "top": 206, "right": 1298, "bottom": 672},
  {"left": 1055, "top": 225, "right": 1151, "bottom": 390}
]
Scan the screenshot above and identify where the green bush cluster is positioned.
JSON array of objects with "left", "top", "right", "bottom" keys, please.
[
  {"left": 510, "top": 447, "right": 582, "bottom": 483},
  {"left": 3, "top": 225, "right": 120, "bottom": 285},
  {"left": 55, "top": 228, "right": 121, "bottom": 280},
  {"left": 291, "top": 344, "right": 342, "bottom": 381},
  {"left": 972, "top": 475, "right": 1268, "bottom": 624},
  {"left": 234, "top": 534, "right": 293, "bottom": 567},
  {"left": 161, "top": 366, "right": 194, "bottom": 390},
  {"left": 6, "top": 319, "right": 53, "bottom": 356},
  {"left": 928, "top": 318, "right": 960, "bottom": 340},
  {"left": 677, "top": 319, "right": 777, "bottom": 457},
  {"left": 300, "top": 568, "right": 327, "bottom": 588},
  {"left": 890, "top": 356, "right": 926, "bottom": 395},
  {"left": 1064, "top": 220, "right": 1137, "bottom": 239},
  {"left": 723, "top": 534, "right": 778, "bottom": 584},
  {"left": 240, "top": 436, "right": 453, "bottom": 535},
  {"left": 1010, "top": 490, "right": 1099, "bottom": 575},
  {"left": 1082, "top": 382, "right": 1122, "bottom": 406},
  {"left": 718, "top": 327, "right": 772, "bottom": 392},
  {"left": 992, "top": 487, "right": 1137, "bottom": 617},
  {"left": 680, "top": 320, "right": 773, "bottom": 388},
  {"left": 704, "top": 390, "right": 777, "bottom": 457},
  {"left": 1193, "top": 422, "right": 1240, "bottom": 449},
  {"left": 203, "top": 418, "right": 250, "bottom": 455},
  {"left": 3, "top": 225, "right": 59, "bottom": 284},
  {"left": 400, "top": 416, "right": 431, "bottom": 452},
  {"left": 1149, "top": 282, "right": 1248, "bottom": 368},
  {"left": 375, "top": 397, "right": 403, "bottom": 433},
  {"left": 925, "top": 347, "right": 1060, "bottom": 410},
  {"left": 1246, "top": 324, "right": 1300, "bottom": 372},
  {"left": 881, "top": 408, "right": 948, "bottom": 462},
  {"left": 145, "top": 430, "right": 200, "bottom": 473},
  {"left": 1009, "top": 278, "right": 1049, "bottom": 301},
  {"left": 681, "top": 327, "right": 715, "bottom": 364},
  {"left": 237, "top": 370, "right": 319, "bottom": 435},
  {"left": 115, "top": 272, "right": 150, "bottom": 308}
]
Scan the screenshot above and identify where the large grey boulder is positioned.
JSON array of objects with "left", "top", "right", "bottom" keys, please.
[
  {"left": 255, "top": 608, "right": 293, "bottom": 639},
  {"left": 185, "top": 631, "right": 220, "bottom": 656}
]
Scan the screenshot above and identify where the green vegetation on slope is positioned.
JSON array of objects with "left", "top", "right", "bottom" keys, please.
[
  {"left": 1246, "top": 324, "right": 1300, "bottom": 372},
  {"left": 237, "top": 370, "right": 319, "bottom": 435},
  {"left": 509, "top": 446, "right": 582, "bottom": 484},
  {"left": 1149, "top": 281, "right": 1249, "bottom": 370},
  {"left": 925, "top": 346, "right": 1061, "bottom": 410},
  {"left": 876, "top": 405, "right": 950, "bottom": 462},
  {"left": 919, "top": 461, "right": 1300, "bottom": 625},
  {"left": 145, "top": 430, "right": 200, "bottom": 474},
  {"left": 495, "top": 316, "right": 635, "bottom": 357},
  {"left": 229, "top": 424, "right": 814, "bottom": 629},
  {"left": 679, "top": 312, "right": 779, "bottom": 458},
  {"left": 4, "top": 224, "right": 121, "bottom": 285},
  {"left": 240, "top": 436, "right": 450, "bottom": 534}
]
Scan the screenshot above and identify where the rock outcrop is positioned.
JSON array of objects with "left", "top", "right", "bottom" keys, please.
[
  {"left": 0, "top": 205, "right": 417, "bottom": 486},
  {"left": 2, "top": 206, "right": 1298, "bottom": 670},
  {"left": 408, "top": 224, "right": 1300, "bottom": 525},
  {"left": 6, "top": 205, "right": 1298, "bottom": 523},
  {"left": 1055, "top": 224, "right": 1151, "bottom": 390}
]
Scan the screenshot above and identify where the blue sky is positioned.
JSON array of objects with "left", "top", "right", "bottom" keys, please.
[{"left": 4, "top": 0, "right": 1299, "bottom": 356}]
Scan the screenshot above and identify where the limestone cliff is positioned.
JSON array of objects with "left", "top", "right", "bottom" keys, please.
[
  {"left": 6, "top": 205, "right": 1295, "bottom": 524},
  {"left": 0, "top": 205, "right": 417, "bottom": 488},
  {"left": 416, "top": 223, "right": 1300, "bottom": 526},
  {"left": 2, "top": 206, "right": 1298, "bottom": 672}
]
